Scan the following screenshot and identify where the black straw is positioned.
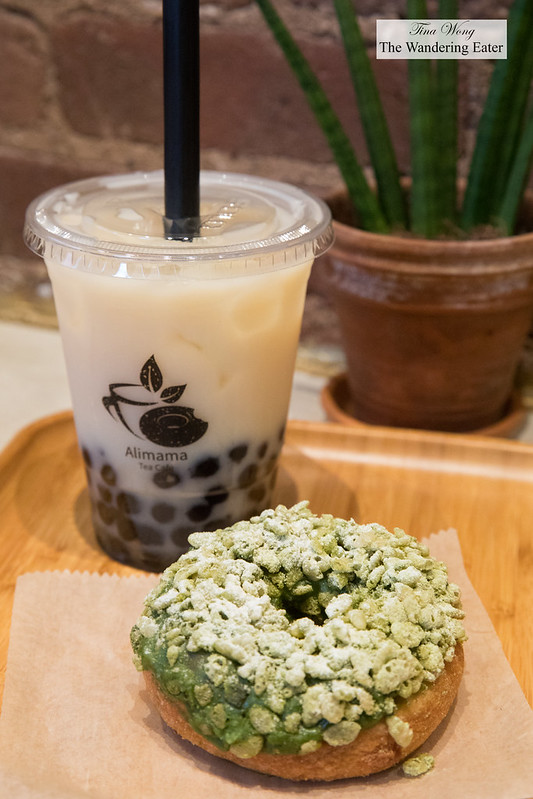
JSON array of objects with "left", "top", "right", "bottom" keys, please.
[{"left": 162, "top": 0, "right": 200, "bottom": 240}]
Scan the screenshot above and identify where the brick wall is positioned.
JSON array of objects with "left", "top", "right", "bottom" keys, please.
[{"left": 0, "top": 0, "right": 515, "bottom": 322}]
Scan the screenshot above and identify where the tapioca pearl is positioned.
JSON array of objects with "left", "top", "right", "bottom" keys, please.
[
  {"left": 137, "top": 525, "right": 165, "bottom": 546},
  {"left": 153, "top": 467, "right": 181, "bottom": 488},
  {"left": 228, "top": 444, "right": 248, "bottom": 463},
  {"left": 191, "top": 456, "right": 220, "bottom": 478},
  {"left": 187, "top": 503, "right": 212, "bottom": 523},
  {"left": 81, "top": 447, "right": 92, "bottom": 468},
  {"left": 116, "top": 514, "right": 138, "bottom": 542},
  {"left": 117, "top": 492, "right": 142, "bottom": 515},
  {"left": 96, "top": 500, "right": 116, "bottom": 526},
  {"left": 238, "top": 462, "right": 259, "bottom": 488},
  {"left": 100, "top": 464, "right": 117, "bottom": 486},
  {"left": 257, "top": 441, "right": 268, "bottom": 459},
  {"left": 94, "top": 526, "right": 130, "bottom": 561},
  {"left": 266, "top": 455, "right": 278, "bottom": 473},
  {"left": 141, "top": 553, "right": 169, "bottom": 573},
  {"left": 151, "top": 503, "right": 176, "bottom": 523},
  {"left": 205, "top": 485, "right": 229, "bottom": 506},
  {"left": 97, "top": 484, "right": 113, "bottom": 503},
  {"left": 248, "top": 482, "right": 266, "bottom": 503},
  {"left": 170, "top": 527, "right": 196, "bottom": 554},
  {"left": 202, "top": 515, "right": 233, "bottom": 532},
  {"left": 245, "top": 505, "right": 263, "bottom": 521}
]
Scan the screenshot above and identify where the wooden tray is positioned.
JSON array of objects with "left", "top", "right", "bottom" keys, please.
[{"left": 1, "top": 411, "right": 532, "bottom": 707}]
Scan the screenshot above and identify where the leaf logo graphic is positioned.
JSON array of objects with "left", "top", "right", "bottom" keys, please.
[
  {"left": 102, "top": 356, "right": 208, "bottom": 447},
  {"left": 161, "top": 385, "right": 187, "bottom": 403},
  {"left": 140, "top": 355, "right": 163, "bottom": 392}
]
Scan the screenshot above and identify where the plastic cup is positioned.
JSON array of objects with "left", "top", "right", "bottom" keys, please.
[{"left": 24, "top": 170, "right": 332, "bottom": 571}]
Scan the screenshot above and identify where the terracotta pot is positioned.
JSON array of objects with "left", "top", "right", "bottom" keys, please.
[
  {"left": 322, "top": 372, "right": 527, "bottom": 438},
  {"left": 321, "top": 216, "right": 533, "bottom": 432}
]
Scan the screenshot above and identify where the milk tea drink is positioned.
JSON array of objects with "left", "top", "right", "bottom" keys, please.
[{"left": 25, "top": 171, "right": 332, "bottom": 571}]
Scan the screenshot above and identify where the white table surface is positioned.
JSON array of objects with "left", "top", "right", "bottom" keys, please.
[{"left": 0, "top": 320, "right": 329, "bottom": 452}]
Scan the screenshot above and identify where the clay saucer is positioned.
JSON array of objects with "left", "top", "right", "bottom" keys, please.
[{"left": 321, "top": 372, "right": 528, "bottom": 439}]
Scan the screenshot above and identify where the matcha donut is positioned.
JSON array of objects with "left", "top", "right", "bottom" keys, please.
[{"left": 131, "top": 502, "right": 466, "bottom": 780}]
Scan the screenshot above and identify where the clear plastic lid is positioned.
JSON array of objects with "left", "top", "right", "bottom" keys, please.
[{"left": 24, "top": 170, "right": 333, "bottom": 279}]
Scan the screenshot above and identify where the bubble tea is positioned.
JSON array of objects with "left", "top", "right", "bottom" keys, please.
[{"left": 24, "top": 170, "right": 332, "bottom": 571}]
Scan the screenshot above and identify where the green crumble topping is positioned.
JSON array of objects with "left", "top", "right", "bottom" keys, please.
[
  {"left": 402, "top": 753, "right": 435, "bottom": 777},
  {"left": 130, "top": 502, "right": 466, "bottom": 758}
]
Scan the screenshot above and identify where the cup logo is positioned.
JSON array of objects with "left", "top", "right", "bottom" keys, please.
[{"left": 102, "top": 355, "right": 208, "bottom": 447}]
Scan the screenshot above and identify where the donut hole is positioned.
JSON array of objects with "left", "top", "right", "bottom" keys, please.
[
  {"left": 280, "top": 594, "right": 324, "bottom": 624},
  {"left": 259, "top": 562, "right": 352, "bottom": 626},
  {"left": 277, "top": 582, "right": 341, "bottom": 626}
]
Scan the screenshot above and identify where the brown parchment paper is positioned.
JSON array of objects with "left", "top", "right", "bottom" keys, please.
[{"left": 0, "top": 529, "right": 532, "bottom": 799}]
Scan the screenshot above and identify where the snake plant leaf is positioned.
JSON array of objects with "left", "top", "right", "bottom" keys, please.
[
  {"left": 461, "top": 0, "right": 533, "bottom": 231},
  {"left": 254, "top": 0, "right": 388, "bottom": 232},
  {"left": 254, "top": 0, "right": 532, "bottom": 239},
  {"left": 496, "top": 105, "right": 533, "bottom": 235},
  {"left": 435, "top": 0, "right": 458, "bottom": 228},
  {"left": 333, "top": 0, "right": 407, "bottom": 229},
  {"left": 490, "top": 35, "right": 533, "bottom": 210},
  {"left": 407, "top": 0, "right": 440, "bottom": 238}
]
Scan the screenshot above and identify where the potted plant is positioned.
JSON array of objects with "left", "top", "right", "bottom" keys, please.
[{"left": 255, "top": 0, "right": 533, "bottom": 433}]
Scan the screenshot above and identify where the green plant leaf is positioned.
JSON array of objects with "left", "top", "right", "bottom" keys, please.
[
  {"left": 461, "top": 0, "right": 533, "bottom": 230},
  {"left": 496, "top": 105, "right": 533, "bottom": 234},
  {"left": 407, "top": 0, "right": 440, "bottom": 237},
  {"left": 435, "top": 0, "right": 458, "bottom": 228},
  {"left": 333, "top": 0, "right": 407, "bottom": 229},
  {"left": 254, "top": 0, "right": 388, "bottom": 232},
  {"left": 254, "top": 0, "right": 532, "bottom": 239}
]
